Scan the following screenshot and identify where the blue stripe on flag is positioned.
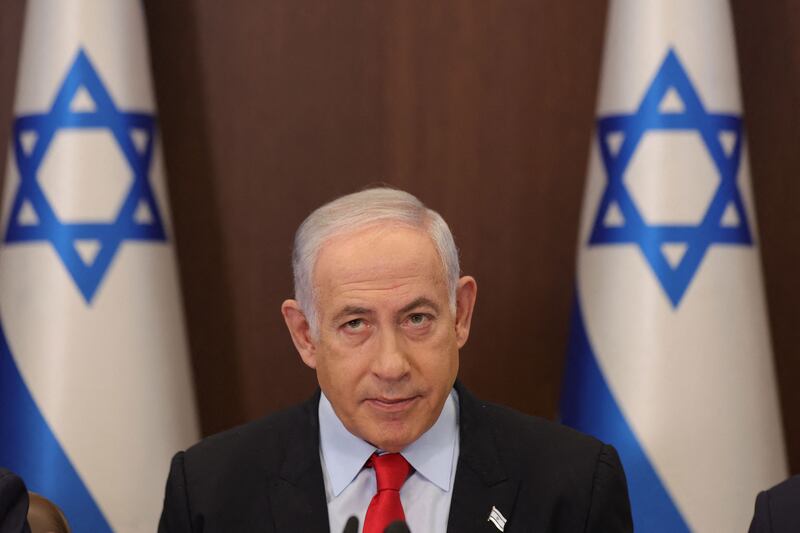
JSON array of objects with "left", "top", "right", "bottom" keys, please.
[
  {"left": 560, "top": 296, "right": 691, "bottom": 532},
  {"left": 0, "top": 320, "right": 112, "bottom": 532}
]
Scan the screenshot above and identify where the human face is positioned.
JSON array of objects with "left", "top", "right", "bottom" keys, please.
[{"left": 282, "top": 223, "right": 476, "bottom": 452}]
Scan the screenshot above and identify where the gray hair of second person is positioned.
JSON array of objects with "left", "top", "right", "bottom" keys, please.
[{"left": 291, "top": 187, "right": 461, "bottom": 338}]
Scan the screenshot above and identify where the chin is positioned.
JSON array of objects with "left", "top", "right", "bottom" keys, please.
[
  {"left": 373, "top": 435, "right": 411, "bottom": 453},
  {"left": 368, "top": 423, "right": 422, "bottom": 452}
]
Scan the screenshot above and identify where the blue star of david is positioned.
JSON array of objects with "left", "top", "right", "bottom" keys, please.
[
  {"left": 4, "top": 49, "right": 167, "bottom": 303},
  {"left": 588, "top": 49, "right": 752, "bottom": 307}
]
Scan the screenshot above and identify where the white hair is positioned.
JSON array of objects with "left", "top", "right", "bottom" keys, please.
[{"left": 292, "top": 187, "right": 460, "bottom": 337}]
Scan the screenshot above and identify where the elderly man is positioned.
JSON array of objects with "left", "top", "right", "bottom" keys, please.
[{"left": 159, "top": 188, "right": 633, "bottom": 532}]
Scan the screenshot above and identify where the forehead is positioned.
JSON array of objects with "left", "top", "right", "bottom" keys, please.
[{"left": 313, "top": 224, "right": 447, "bottom": 301}]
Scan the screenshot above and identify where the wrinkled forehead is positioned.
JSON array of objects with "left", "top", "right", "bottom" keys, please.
[{"left": 313, "top": 223, "right": 448, "bottom": 290}]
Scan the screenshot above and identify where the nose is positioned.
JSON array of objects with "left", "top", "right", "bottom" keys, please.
[{"left": 371, "top": 329, "right": 410, "bottom": 382}]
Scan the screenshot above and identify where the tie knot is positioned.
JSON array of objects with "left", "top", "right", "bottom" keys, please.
[{"left": 367, "top": 453, "right": 412, "bottom": 492}]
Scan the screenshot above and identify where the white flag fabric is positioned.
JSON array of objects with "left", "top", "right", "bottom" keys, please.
[
  {"left": 0, "top": 1, "right": 198, "bottom": 531},
  {"left": 560, "top": 0, "right": 787, "bottom": 531}
]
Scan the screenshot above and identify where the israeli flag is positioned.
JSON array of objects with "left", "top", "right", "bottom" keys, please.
[
  {"left": 0, "top": 1, "right": 199, "bottom": 531},
  {"left": 560, "top": 1, "right": 788, "bottom": 531}
]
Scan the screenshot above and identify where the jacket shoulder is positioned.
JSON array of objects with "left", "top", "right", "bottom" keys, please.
[
  {"left": 472, "top": 396, "right": 606, "bottom": 466},
  {"left": 189, "top": 401, "right": 309, "bottom": 452},
  {"left": 460, "top": 393, "right": 632, "bottom": 531},
  {"left": 750, "top": 475, "right": 800, "bottom": 533},
  {"left": 159, "top": 395, "right": 324, "bottom": 532},
  {"left": 180, "top": 398, "right": 317, "bottom": 491}
]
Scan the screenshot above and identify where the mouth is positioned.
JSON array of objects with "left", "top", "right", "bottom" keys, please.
[{"left": 365, "top": 395, "right": 421, "bottom": 413}]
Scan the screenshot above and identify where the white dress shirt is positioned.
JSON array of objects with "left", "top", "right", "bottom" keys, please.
[{"left": 319, "top": 389, "right": 460, "bottom": 533}]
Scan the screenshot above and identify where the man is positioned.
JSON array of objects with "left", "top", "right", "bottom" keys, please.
[
  {"left": 749, "top": 475, "right": 800, "bottom": 533},
  {"left": 159, "top": 188, "right": 633, "bottom": 532},
  {"left": 0, "top": 468, "right": 30, "bottom": 533}
]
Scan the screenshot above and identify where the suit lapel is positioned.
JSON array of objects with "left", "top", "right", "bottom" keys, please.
[
  {"left": 267, "top": 391, "right": 330, "bottom": 532},
  {"left": 447, "top": 382, "right": 520, "bottom": 533},
  {"left": 265, "top": 384, "right": 521, "bottom": 532}
]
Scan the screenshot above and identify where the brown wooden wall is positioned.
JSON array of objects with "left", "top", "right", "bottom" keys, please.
[{"left": 1, "top": 1, "right": 798, "bottom": 473}]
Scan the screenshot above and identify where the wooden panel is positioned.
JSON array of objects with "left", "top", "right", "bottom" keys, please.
[
  {"left": 0, "top": 2, "right": 25, "bottom": 199},
  {"left": 143, "top": 0, "right": 607, "bottom": 433},
  {"left": 732, "top": 0, "right": 800, "bottom": 474},
  {"left": 1, "top": 0, "right": 798, "bottom": 473}
]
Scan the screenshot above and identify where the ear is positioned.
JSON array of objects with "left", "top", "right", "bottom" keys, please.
[
  {"left": 281, "top": 299, "right": 318, "bottom": 369},
  {"left": 453, "top": 276, "right": 477, "bottom": 348}
]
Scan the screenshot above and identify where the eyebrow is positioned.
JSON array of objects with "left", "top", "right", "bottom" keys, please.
[
  {"left": 331, "top": 305, "right": 372, "bottom": 324},
  {"left": 398, "top": 297, "right": 441, "bottom": 315},
  {"left": 330, "top": 297, "right": 441, "bottom": 324}
]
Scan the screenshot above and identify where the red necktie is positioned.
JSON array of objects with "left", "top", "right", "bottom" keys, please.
[{"left": 362, "top": 453, "right": 412, "bottom": 533}]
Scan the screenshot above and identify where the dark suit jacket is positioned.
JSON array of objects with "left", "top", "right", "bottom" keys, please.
[
  {"left": 0, "top": 468, "right": 30, "bottom": 533},
  {"left": 159, "top": 382, "right": 632, "bottom": 532},
  {"left": 749, "top": 475, "right": 800, "bottom": 533}
]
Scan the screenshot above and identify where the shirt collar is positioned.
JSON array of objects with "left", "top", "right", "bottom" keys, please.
[{"left": 318, "top": 388, "right": 459, "bottom": 496}]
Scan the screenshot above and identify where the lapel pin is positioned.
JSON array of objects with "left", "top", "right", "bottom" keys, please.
[{"left": 488, "top": 506, "right": 507, "bottom": 531}]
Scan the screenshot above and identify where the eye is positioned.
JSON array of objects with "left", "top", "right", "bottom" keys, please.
[
  {"left": 344, "top": 318, "right": 365, "bottom": 330},
  {"left": 406, "top": 313, "right": 430, "bottom": 326}
]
